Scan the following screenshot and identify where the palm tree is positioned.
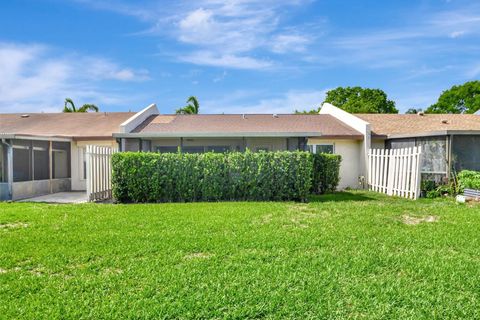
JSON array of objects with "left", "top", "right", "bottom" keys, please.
[
  {"left": 175, "top": 96, "right": 199, "bottom": 114},
  {"left": 63, "top": 98, "right": 99, "bottom": 113}
]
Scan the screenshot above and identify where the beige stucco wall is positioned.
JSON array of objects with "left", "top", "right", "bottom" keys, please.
[
  {"left": 308, "top": 138, "right": 363, "bottom": 190},
  {"left": 71, "top": 140, "right": 118, "bottom": 191}
]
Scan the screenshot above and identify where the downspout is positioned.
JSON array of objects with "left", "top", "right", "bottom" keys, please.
[{"left": 1, "top": 139, "right": 13, "bottom": 200}]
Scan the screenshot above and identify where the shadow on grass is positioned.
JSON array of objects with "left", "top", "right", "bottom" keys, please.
[{"left": 309, "top": 191, "right": 376, "bottom": 203}]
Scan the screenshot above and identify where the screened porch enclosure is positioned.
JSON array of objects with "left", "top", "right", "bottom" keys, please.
[
  {"left": 386, "top": 134, "right": 480, "bottom": 181},
  {"left": 120, "top": 137, "right": 309, "bottom": 153},
  {"left": 0, "top": 138, "right": 72, "bottom": 200},
  {"left": 12, "top": 140, "right": 71, "bottom": 182}
]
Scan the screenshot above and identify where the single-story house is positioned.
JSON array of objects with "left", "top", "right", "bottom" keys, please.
[
  {"left": 113, "top": 104, "right": 366, "bottom": 189},
  {"left": 0, "top": 112, "right": 133, "bottom": 200},
  {"left": 114, "top": 103, "right": 480, "bottom": 188},
  {"left": 356, "top": 113, "right": 480, "bottom": 181},
  {"left": 1, "top": 103, "right": 479, "bottom": 200}
]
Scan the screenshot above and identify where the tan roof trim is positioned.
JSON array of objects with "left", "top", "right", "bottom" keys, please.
[{"left": 114, "top": 132, "right": 326, "bottom": 138}]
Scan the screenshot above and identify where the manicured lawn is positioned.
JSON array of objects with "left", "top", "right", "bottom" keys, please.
[{"left": 1, "top": 192, "right": 480, "bottom": 319}]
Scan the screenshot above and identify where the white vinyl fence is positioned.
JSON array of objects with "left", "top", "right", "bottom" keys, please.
[
  {"left": 368, "top": 147, "right": 423, "bottom": 199},
  {"left": 86, "top": 145, "right": 117, "bottom": 202}
]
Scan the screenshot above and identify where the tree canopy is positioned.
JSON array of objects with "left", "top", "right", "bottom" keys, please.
[
  {"left": 405, "top": 108, "right": 422, "bottom": 114},
  {"left": 425, "top": 81, "right": 480, "bottom": 114},
  {"left": 63, "top": 98, "right": 99, "bottom": 113},
  {"left": 323, "top": 87, "right": 398, "bottom": 114},
  {"left": 176, "top": 96, "right": 200, "bottom": 114},
  {"left": 294, "top": 108, "right": 320, "bottom": 114}
]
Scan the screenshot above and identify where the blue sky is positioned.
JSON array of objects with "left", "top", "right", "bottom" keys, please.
[{"left": 1, "top": 0, "right": 479, "bottom": 114}]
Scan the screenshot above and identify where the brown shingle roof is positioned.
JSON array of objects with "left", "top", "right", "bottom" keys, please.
[
  {"left": 356, "top": 114, "right": 480, "bottom": 137},
  {"left": 130, "top": 114, "right": 363, "bottom": 138},
  {"left": 0, "top": 112, "right": 134, "bottom": 140}
]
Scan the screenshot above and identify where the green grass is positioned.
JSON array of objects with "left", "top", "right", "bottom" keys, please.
[{"left": 1, "top": 192, "right": 480, "bottom": 319}]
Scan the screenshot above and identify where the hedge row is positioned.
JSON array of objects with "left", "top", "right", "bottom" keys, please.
[
  {"left": 458, "top": 170, "right": 480, "bottom": 191},
  {"left": 312, "top": 153, "right": 342, "bottom": 194},
  {"left": 111, "top": 151, "right": 324, "bottom": 203}
]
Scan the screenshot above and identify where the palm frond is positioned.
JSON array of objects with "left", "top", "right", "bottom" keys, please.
[
  {"left": 63, "top": 98, "right": 76, "bottom": 112},
  {"left": 77, "top": 104, "right": 99, "bottom": 112}
]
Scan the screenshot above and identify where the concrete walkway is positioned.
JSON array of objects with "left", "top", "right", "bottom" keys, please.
[{"left": 19, "top": 192, "right": 88, "bottom": 204}]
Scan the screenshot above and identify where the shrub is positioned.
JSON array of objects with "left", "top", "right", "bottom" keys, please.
[
  {"left": 112, "top": 150, "right": 314, "bottom": 203},
  {"left": 457, "top": 170, "right": 480, "bottom": 191},
  {"left": 312, "top": 153, "right": 342, "bottom": 194}
]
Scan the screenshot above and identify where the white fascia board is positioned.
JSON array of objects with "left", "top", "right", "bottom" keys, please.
[
  {"left": 120, "top": 103, "right": 159, "bottom": 133},
  {"left": 319, "top": 103, "right": 370, "bottom": 134},
  {"left": 114, "top": 132, "right": 324, "bottom": 138}
]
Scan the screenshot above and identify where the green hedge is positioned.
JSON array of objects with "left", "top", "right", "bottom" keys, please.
[
  {"left": 112, "top": 151, "right": 314, "bottom": 203},
  {"left": 312, "top": 153, "right": 342, "bottom": 194},
  {"left": 458, "top": 170, "right": 480, "bottom": 191}
]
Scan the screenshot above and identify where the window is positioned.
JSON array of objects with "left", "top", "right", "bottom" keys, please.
[
  {"left": 141, "top": 140, "right": 151, "bottom": 152},
  {"left": 308, "top": 144, "right": 334, "bottom": 154},
  {"left": 33, "top": 141, "right": 49, "bottom": 180},
  {"left": 52, "top": 142, "right": 70, "bottom": 179},
  {"left": 317, "top": 144, "right": 334, "bottom": 154},
  {"left": 287, "top": 138, "right": 299, "bottom": 151},
  {"left": 156, "top": 146, "right": 178, "bottom": 153},
  {"left": 182, "top": 146, "right": 205, "bottom": 154},
  {"left": 207, "top": 146, "right": 230, "bottom": 153}
]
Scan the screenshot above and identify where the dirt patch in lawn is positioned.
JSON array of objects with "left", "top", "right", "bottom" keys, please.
[
  {"left": 0, "top": 222, "right": 28, "bottom": 230},
  {"left": 184, "top": 252, "right": 213, "bottom": 260},
  {"left": 402, "top": 215, "right": 439, "bottom": 225},
  {"left": 285, "top": 204, "right": 327, "bottom": 228}
]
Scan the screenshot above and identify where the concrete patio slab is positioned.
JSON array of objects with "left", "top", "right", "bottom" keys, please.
[{"left": 19, "top": 192, "right": 88, "bottom": 204}]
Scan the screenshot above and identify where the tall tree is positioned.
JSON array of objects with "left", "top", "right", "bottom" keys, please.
[
  {"left": 176, "top": 96, "right": 200, "bottom": 114},
  {"left": 425, "top": 81, "right": 480, "bottom": 114},
  {"left": 323, "top": 87, "right": 398, "bottom": 113},
  {"left": 405, "top": 108, "right": 422, "bottom": 114},
  {"left": 294, "top": 108, "right": 320, "bottom": 114},
  {"left": 63, "top": 98, "right": 99, "bottom": 113}
]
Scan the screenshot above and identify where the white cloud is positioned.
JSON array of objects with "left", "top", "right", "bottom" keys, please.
[
  {"left": 179, "top": 51, "right": 272, "bottom": 69},
  {"left": 213, "top": 70, "right": 227, "bottom": 82},
  {"left": 449, "top": 30, "right": 466, "bottom": 38},
  {"left": 84, "top": 58, "right": 150, "bottom": 81},
  {"left": 76, "top": 0, "right": 317, "bottom": 69},
  {"left": 204, "top": 89, "right": 327, "bottom": 114},
  {"left": 0, "top": 42, "right": 149, "bottom": 113},
  {"left": 271, "top": 34, "right": 311, "bottom": 53}
]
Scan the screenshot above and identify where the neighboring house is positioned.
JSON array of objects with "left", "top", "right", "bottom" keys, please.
[
  {"left": 356, "top": 113, "right": 480, "bottom": 181},
  {"left": 0, "top": 112, "right": 134, "bottom": 200},
  {"left": 114, "top": 104, "right": 365, "bottom": 189},
  {"left": 2, "top": 103, "right": 479, "bottom": 201},
  {"left": 115, "top": 103, "right": 480, "bottom": 188}
]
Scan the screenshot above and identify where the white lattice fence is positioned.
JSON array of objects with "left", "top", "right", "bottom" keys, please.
[
  {"left": 86, "top": 145, "right": 117, "bottom": 202},
  {"left": 368, "top": 147, "right": 423, "bottom": 199}
]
